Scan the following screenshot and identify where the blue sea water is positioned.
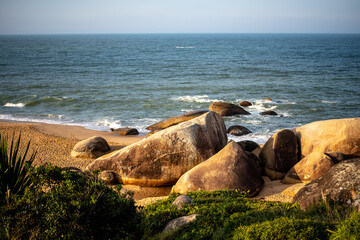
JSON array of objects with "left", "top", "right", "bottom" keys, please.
[{"left": 1, "top": 34, "right": 360, "bottom": 143}]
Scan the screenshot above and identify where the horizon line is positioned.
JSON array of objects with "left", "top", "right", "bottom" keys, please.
[{"left": 1, "top": 32, "right": 360, "bottom": 36}]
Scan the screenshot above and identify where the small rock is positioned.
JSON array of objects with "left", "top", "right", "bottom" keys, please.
[
  {"left": 239, "top": 101, "right": 252, "bottom": 107},
  {"left": 172, "top": 195, "right": 195, "bottom": 209},
  {"left": 98, "top": 170, "right": 118, "bottom": 185},
  {"left": 260, "top": 110, "right": 278, "bottom": 116},
  {"left": 237, "top": 140, "right": 260, "bottom": 152},
  {"left": 110, "top": 127, "right": 139, "bottom": 136},
  {"left": 162, "top": 214, "right": 198, "bottom": 233},
  {"left": 263, "top": 98, "right": 273, "bottom": 102},
  {"left": 227, "top": 125, "right": 252, "bottom": 136},
  {"left": 71, "top": 136, "right": 110, "bottom": 159}
]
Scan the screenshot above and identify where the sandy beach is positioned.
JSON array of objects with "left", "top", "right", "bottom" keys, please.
[{"left": 0, "top": 120, "right": 295, "bottom": 202}]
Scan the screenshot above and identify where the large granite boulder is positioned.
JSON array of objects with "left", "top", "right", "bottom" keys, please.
[
  {"left": 259, "top": 129, "right": 298, "bottom": 180},
  {"left": 171, "top": 141, "right": 264, "bottom": 196},
  {"left": 209, "top": 102, "right": 250, "bottom": 116},
  {"left": 71, "top": 136, "right": 110, "bottom": 159},
  {"left": 282, "top": 152, "right": 334, "bottom": 184},
  {"left": 293, "top": 118, "right": 360, "bottom": 158},
  {"left": 86, "top": 111, "right": 227, "bottom": 186},
  {"left": 293, "top": 158, "right": 360, "bottom": 210},
  {"left": 146, "top": 110, "right": 208, "bottom": 131}
]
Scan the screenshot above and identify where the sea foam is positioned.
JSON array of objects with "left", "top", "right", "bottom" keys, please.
[
  {"left": 172, "top": 95, "right": 222, "bottom": 103},
  {"left": 4, "top": 103, "right": 26, "bottom": 108}
]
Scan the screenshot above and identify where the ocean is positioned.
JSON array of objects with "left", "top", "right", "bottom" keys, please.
[{"left": 1, "top": 34, "right": 359, "bottom": 143}]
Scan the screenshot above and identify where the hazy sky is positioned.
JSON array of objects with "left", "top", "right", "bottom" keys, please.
[{"left": 0, "top": 0, "right": 359, "bottom": 34}]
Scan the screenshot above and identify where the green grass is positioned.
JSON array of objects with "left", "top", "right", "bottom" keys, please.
[{"left": 140, "top": 191, "right": 359, "bottom": 240}]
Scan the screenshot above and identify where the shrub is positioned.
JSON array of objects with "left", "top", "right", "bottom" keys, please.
[
  {"left": 0, "top": 133, "right": 35, "bottom": 205},
  {"left": 0, "top": 164, "right": 140, "bottom": 239},
  {"left": 233, "top": 217, "right": 332, "bottom": 240},
  {"left": 330, "top": 210, "right": 360, "bottom": 240}
]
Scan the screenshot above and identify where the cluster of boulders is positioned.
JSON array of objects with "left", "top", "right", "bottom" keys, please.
[{"left": 71, "top": 104, "right": 360, "bottom": 211}]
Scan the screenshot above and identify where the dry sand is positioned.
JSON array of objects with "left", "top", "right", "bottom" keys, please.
[{"left": 0, "top": 120, "right": 300, "bottom": 202}]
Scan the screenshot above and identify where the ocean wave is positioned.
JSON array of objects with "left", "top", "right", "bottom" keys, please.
[
  {"left": 4, "top": 102, "right": 26, "bottom": 108},
  {"left": 321, "top": 100, "right": 337, "bottom": 104},
  {"left": 172, "top": 95, "right": 222, "bottom": 103},
  {"left": 25, "top": 96, "right": 72, "bottom": 106},
  {"left": 227, "top": 132, "right": 272, "bottom": 145},
  {"left": 176, "top": 46, "right": 195, "bottom": 49}
]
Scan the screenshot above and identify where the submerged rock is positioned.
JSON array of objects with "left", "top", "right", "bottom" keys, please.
[
  {"left": 86, "top": 112, "right": 227, "bottom": 186},
  {"left": 171, "top": 141, "right": 264, "bottom": 196},
  {"left": 209, "top": 102, "right": 250, "bottom": 116},
  {"left": 239, "top": 101, "right": 252, "bottom": 107},
  {"left": 260, "top": 110, "right": 278, "bottom": 116},
  {"left": 227, "top": 125, "right": 252, "bottom": 136}
]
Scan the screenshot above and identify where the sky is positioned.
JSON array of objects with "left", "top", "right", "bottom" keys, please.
[{"left": 0, "top": 0, "right": 359, "bottom": 34}]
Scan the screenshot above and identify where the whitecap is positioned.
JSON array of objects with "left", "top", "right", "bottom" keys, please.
[
  {"left": 176, "top": 46, "right": 195, "bottom": 49},
  {"left": 172, "top": 95, "right": 222, "bottom": 103},
  {"left": 4, "top": 102, "right": 26, "bottom": 108},
  {"left": 321, "top": 100, "right": 337, "bottom": 104}
]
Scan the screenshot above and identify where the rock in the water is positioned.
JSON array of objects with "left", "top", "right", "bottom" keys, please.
[
  {"left": 71, "top": 136, "right": 110, "bottom": 159},
  {"left": 282, "top": 152, "right": 334, "bottom": 184},
  {"left": 239, "top": 101, "right": 252, "bottom": 107},
  {"left": 293, "top": 158, "right": 360, "bottom": 210},
  {"left": 162, "top": 214, "right": 198, "bottom": 233},
  {"left": 237, "top": 140, "right": 260, "bottom": 152},
  {"left": 227, "top": 125, "right": 252, "bottom": 136},
  {"left": 171, "top": 141, "right": 264, "bottom": 196},
  {"left": 293, "top": 118, "right": 360, "bottom": 158},
  {"left": 86, "top": 112, "right": 228, "bottom": 186},
  {"left": 146, "top": 110, "right": 208, "bottom": 131},
  {"left": 259, "top": 129, "right": 298, "bottom": 180},
  {"left": 260, "top": 110, "right": 278, "bottom": 116},
  {"left": 263, "top": 98, "right": 273, "bottom": 102},
  {"left": 209, "top": 102, "right": 250, "bottom": 116},
  {"left": 98, "top": 170, "right": 118, "bottom": 185},
  {"left": 110, "top": 127, "right": 139, "bottom": 136},
  {"left": 172, "top": 195, "right": 195, "bottom": 209}
]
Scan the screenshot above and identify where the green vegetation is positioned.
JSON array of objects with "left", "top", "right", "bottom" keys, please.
[
  {"left": 0, "top": 133, "right": 36, "bottom": 205},
  {"left": 0, "top": 164, "right": 140, "bottom": 239},
  {"left": 0, "top": 134, "right": 358, "bottom": 239},
  {"left": 140, "top": 191, "right": 359, "bottom": 240}
]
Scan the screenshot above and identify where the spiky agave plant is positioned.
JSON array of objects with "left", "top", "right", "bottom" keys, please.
[{"left": 0, "top": 133, "right": 36, "bottom": 205}]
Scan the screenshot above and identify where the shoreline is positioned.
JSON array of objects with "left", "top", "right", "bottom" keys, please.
[{"left": 0, "top": 119, "right": 292, "bottom": 202}]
